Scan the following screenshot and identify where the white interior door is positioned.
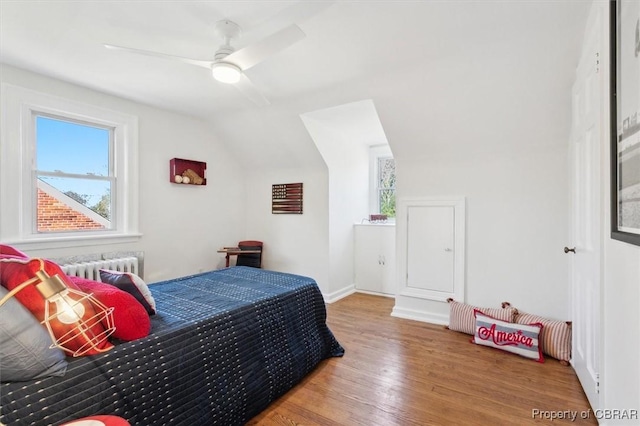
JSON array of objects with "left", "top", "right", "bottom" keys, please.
[{"left": 569, "top": 4, "right": 602, "bottom": 411}]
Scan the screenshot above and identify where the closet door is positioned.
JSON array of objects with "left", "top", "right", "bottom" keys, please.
[{"left": 568, "top": 2, "right": 603, "bottom": 411}]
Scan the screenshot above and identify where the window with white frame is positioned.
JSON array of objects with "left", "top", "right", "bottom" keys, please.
[
  {"left": 370, "top": 144, "right": 396, "bottom": 219},
  {"left": 35, "top": 115, "right": 114, "bottom": 233},
  {"left": 0, "top": 84, "right": 140, "bottom": 248}
]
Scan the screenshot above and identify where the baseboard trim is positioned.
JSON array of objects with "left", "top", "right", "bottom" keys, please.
[
  {"left": 323, "top": 284, "right": 356, "bottom": 304},
  {"left": 391, "top": 306, "right": 448, "bottom": 325},
  {"left": 355, "top": 289, "right": 395, "bottom": 298}
]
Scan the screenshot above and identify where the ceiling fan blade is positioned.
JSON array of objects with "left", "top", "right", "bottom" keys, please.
[
  {"left": 234, "top": 74, "right": 270, "bottom": 107},
  {"left": 224, "top": 24, "right": 305, "bottom": 71},
  {"left": 104, "top": 44, "right": 213, "bottom": 69}
]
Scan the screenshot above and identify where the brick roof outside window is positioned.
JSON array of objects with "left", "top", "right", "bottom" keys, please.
[{"left": 37, "top": 180, "right": 109, "bottom": 232}]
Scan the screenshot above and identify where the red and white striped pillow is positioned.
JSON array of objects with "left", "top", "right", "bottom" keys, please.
[
  {"left": 502, "top": 302, "right": 572, "bottom": 364},
  {"left": 447, "top": 298, "right": 517, "bottom": 335}
]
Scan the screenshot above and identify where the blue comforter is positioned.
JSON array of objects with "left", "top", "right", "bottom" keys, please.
[{"left": 0, "top": 267, "right": 344, "bottom": 426}]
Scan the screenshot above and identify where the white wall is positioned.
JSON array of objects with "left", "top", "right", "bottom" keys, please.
[
  {"left": 0, "top": 65, "right": 246, "bottom": 282},
  {"left": 384, "top": 31, "right": 573, "bottom": 321},
  {"left": 243, "top": 167, "right": 331, "bottom": 294},
  {"left": 301, "top": 110, "right": 371, "bottom": 299},
  {"left": 599, "top": 1, "right": 640, "bottom": 418},
  {"left": 602, "top": 239, "right": 640, "bottom": 423},
  {"left": 396, "top": 146, "right": 569, "bottom": 319}
]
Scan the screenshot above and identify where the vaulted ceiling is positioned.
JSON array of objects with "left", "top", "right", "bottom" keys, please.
[{"left": 0, "top": 1, "right": 590, "bottom": 170}]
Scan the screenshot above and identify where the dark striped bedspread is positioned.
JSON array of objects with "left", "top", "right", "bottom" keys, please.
[{"left": 0, "top": 267, "right": 344, "bottom": 426}]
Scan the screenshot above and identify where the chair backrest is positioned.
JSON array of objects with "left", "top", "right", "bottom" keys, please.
[{"left": 236, "top": 240, "right": 263, "bottom": 268}]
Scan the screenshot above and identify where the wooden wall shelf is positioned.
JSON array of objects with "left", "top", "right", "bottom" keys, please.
[{"left": 170, "top": 158, "right": 207, "bottom": 185}]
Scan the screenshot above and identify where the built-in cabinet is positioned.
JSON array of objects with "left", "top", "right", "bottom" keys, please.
[
  {"left": 405, "top": 205, "right": 455, "bottom": 294},
  {"left": 354, "top": 224, "right": 396, "bottom": 295},
  {"left": 397, "top": 197, "right": 466, "bottom": 302},
  {"left": 391, "top": 196, "right": 465, "bottom": 324}
]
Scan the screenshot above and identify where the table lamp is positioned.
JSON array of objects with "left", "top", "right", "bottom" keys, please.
[{"left": 0, "top": 258, "right": 115, "bottom": 356}]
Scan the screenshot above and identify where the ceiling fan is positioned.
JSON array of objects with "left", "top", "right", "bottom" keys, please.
[{"left": 104, "top": 20, "right": 305, "bottom": 106}]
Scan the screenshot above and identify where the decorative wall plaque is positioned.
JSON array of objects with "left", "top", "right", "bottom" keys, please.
[{"left": 272, "top": 183, "right": 303, "bottom": 214}]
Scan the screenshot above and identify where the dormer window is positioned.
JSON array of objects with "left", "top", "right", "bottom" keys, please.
[{"left": 370, "top": 144, "right": 395, "bottom": 219}]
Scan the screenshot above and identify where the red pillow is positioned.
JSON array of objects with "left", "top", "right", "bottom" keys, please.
[
  {"left": 70, "top": 277, "right": 151, "bottom": 341},
  {"left": 0, "top": 253, "right": 26, "bottom": 261},
  {"left": 0, "top": 258, "right": 114, "bottom": 356},
  {"left": 0, "top": 245, "right": 28, "bottom": 258},
  {"left": 61, "top": 416, "right": 131, "bottom": 426}
]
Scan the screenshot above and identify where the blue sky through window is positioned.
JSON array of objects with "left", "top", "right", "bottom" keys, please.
[{"left": 36, "top": 116, "right": 111, "bottom": 206}]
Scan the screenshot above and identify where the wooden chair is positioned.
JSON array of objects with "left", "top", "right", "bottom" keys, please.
[{"left": 236, "top": 240, "right": 263, "bottom": 268}]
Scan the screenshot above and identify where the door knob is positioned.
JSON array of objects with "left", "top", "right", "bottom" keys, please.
[{"left": 564, "top": 247, "right": 576, "bottom": 254}]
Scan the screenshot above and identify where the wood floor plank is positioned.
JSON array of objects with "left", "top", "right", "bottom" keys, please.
[{"left": 248, "top": 293, "right": 596, "bottom": 425}]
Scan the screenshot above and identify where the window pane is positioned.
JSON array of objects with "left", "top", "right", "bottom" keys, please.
[
  {"left": 36, "top": 116, "right": 110, "bottom": 176},
  {"left": 378, "top": 157, "right": 396, "bottom": 189},
  {"left": 37, "top": 176, "right": 111, "bottom": 232},
  {"left": 379, "top": 188, "right": 396, "bottom": 218}
]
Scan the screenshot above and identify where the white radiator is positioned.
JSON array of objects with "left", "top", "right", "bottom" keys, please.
[{"left": 60, "top": 256, "right": 139, "bottom": 282}]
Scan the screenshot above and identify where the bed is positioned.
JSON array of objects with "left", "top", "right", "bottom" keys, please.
[{"left": 0, "top": 266, "right": 344, "bottom": 426}]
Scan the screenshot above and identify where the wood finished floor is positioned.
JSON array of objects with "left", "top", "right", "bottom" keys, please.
[{"left": 247, "top": 293, "right": 596, "bottom": 426}]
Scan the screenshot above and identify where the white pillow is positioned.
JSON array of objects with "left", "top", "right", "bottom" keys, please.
[{"left": 472, "top": 310, "right": 544, "bottom": 363}]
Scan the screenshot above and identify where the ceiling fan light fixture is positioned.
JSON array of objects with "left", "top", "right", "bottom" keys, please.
[{"left": 211, "top": 62, "right": 241, "bottom": 84}]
